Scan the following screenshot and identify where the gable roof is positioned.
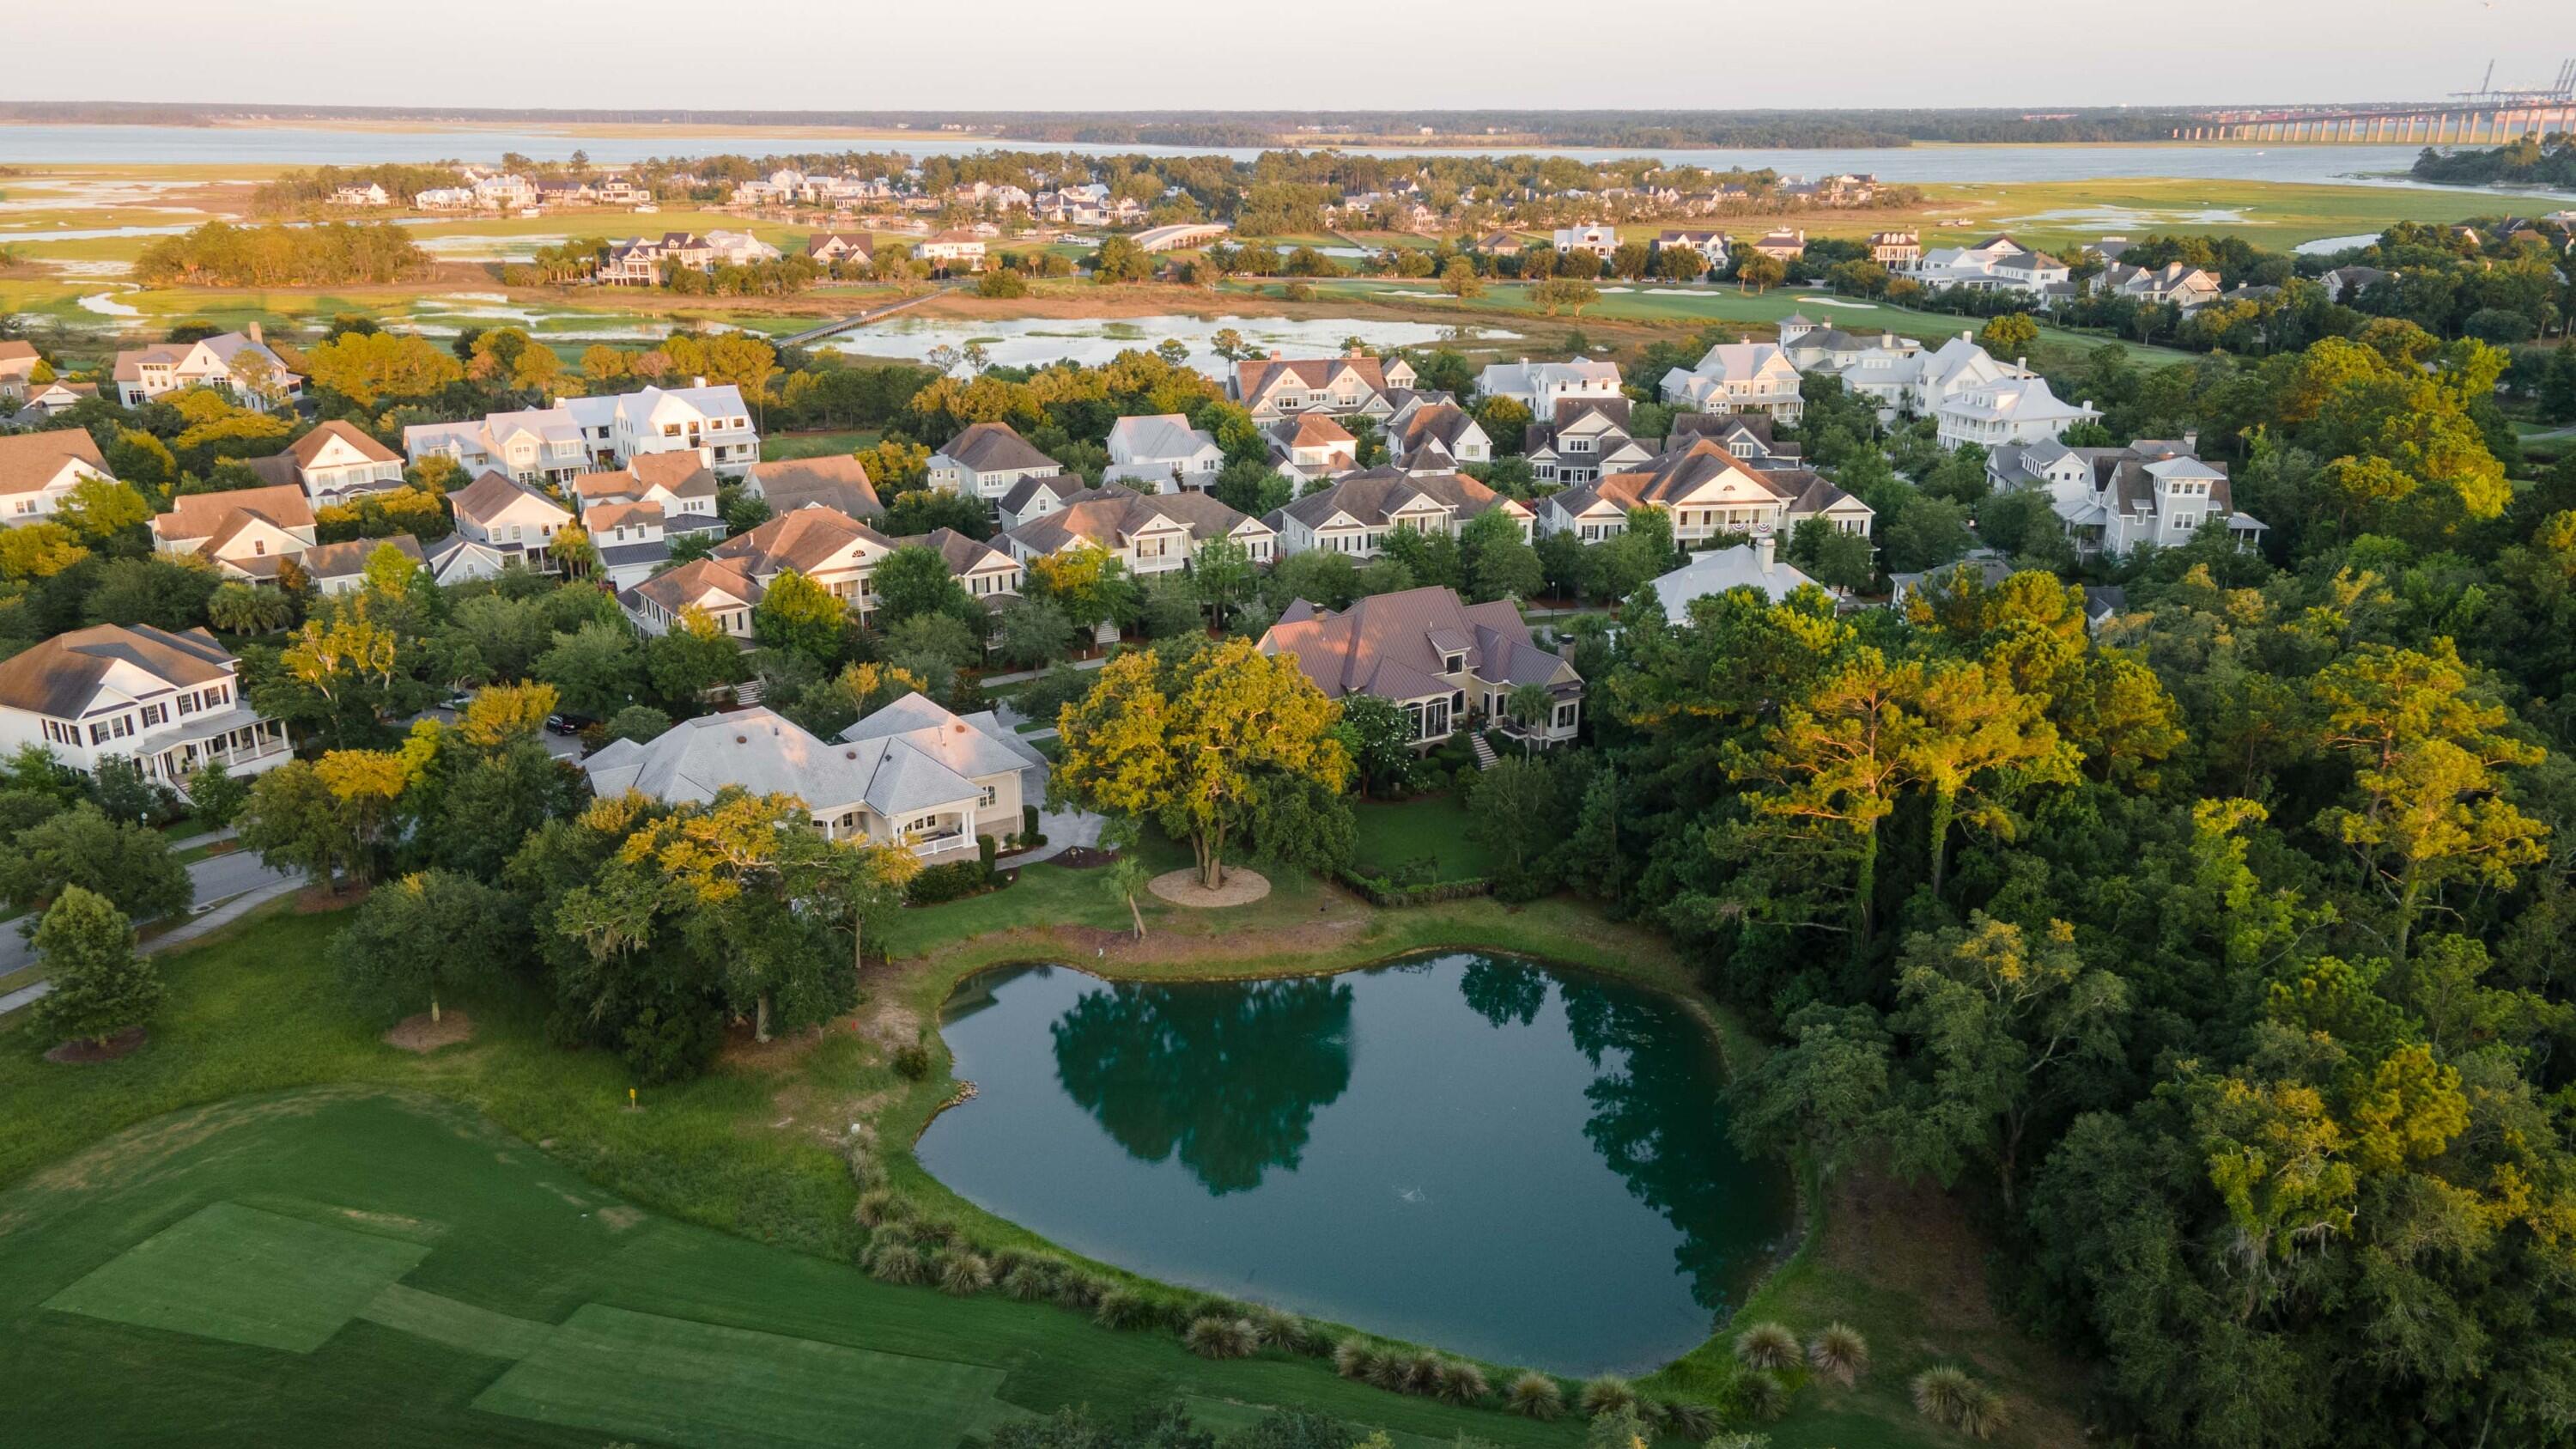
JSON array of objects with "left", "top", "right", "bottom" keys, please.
[
  {"left": 1259, "top": 586, "right": 1571, "bottom": 703},
  {"left": 287, "top": 419, "right": 401, "bottom": 469},
  {"left": 1278, "top": 467, "right": 1522, "bottom": 532},
  {"left": 716, "top": 504, "right": 890, "bottom": 576},
  {"left": 301, "top": 533, "right": 426, "bottom": 581},
  {"left": 450, "top": 470, "right": 572, "bottom": 527},
  {"left": 0, "top": 624, "right": 234, "bottom": 718},
  {"left": 1005, "top": 486, "right": 1259, "bottom": 556},
  {"left": 1234, "top": 353, "right": 1392, "bottom": 401},
  {"left": 747, "top": 455, "right": 883, "bottom": 518},
  {"left": 0, "top": 429, "right": 108, "bottom": 496},
  {"left": 1106, "top": 413, "right": 1217, "bottom": 460},
  {"left": 155, "top": 483, "right": 315, "bottom": 543},
  {"left": 937, "top": 421, "right": 1060, "bottom": 474}
]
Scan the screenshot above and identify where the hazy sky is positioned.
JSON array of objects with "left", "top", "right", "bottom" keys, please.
[{"left": 15, "top": 0, "right": 2576, "bottom": 112}]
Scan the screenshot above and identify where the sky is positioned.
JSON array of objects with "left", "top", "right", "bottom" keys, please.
[{"left": 12, "top": 0, "right": 2576, "bottom": 113}]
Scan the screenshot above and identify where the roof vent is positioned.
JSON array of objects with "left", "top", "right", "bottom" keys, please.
[
  {"left": 845, "top": 749, "right": 856, "bottom": 759},
  {"left": 735, "top": 734, "right": 747, "bottom": 744}
]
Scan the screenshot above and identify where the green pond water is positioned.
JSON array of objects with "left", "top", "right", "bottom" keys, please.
[{"left": 917, "top": 952, "right": 1794, "bottom": 1375}]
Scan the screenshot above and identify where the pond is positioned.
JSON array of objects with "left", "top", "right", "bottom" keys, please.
[
  {"left": 830, "top": 313, "right": 1520, "bottom": 377},
  {"left": 915, "top": 952, "right": 1795, "bottom": 1375}
]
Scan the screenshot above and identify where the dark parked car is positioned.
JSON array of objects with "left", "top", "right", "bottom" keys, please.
[{"left": 544, "top": 712, "right": 598, "bottom": 736}]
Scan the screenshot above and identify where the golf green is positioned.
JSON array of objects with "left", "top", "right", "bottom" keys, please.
[{"left": 45, "top": 1201, "right": 429, "bottom": 1353}]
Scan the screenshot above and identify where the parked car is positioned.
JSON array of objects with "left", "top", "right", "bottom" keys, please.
[
  {"left": 545, "top": 711, "right": 598, "bottom": 736},
  {"left": 441, "top": 690, "right": 474, "bottom": 712}
]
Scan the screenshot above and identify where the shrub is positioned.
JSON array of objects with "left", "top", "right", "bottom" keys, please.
[
  {"left": 861, "top": 1240, "right": 929, "bottom": 1286},
  {"left": 1364, "top": 1349, "right": 1412, "bottom": 1392},
  {"left": 1654, "top": 1397, "right": 1718, "bottom": 1440},
  {"left": 1807, "top": 1323, "right": 1868, "bottom": 1386},
  {"left": 1093, "top": 1289, "right": 1151, "bottom": 1330},
  {"left": 1735, "top": 1370, "right": 1789, "bottom": 1422},
  {"left": 1334, "top": 1338, "right": 1382, "bottom": 1381},
  {"left": 1022, "top": 802, "right": 1042, "bottom": 839},
  {"left": 1735, "top": 1320, "right": 1801, "bottom": 1372},
  {"left": 1578, "top": 1373, "right": 1637, "bottom": 1418},
  {"left": 1504, "top": 1371, "right": 1564, "bottom": 1420},
  {"left": 1431, "top": 1358, "right": 1489, "bottom": 1405},
  {"left": 1000, "top": 1265, "right": 1053, "bottom": 1302},
  {"left": 1249, "top": 1306, "right": 1310, "bottom": 1353},
  {"left": 1184, "top": 1315, "right": 1259, "bottom": 1360},
  {"left": 1054, "top": 1271, "right": 1110, "bottom": 1310},
  {"left": 938, "top": 1251, "right": 993, "bottom": 1296},
  {"left": 853, "top": 1188, "right": 902, "bottom": 1227},
  {"left": 1956, "top": 1384, "right": 2008, "bottom": 1440},
  {"left": 1912, "top": 1366, "right": 1974, "bottom": 1426},
  {"left": 978, "top": 833, "right": 998, "bottom": 874},
  {"left": 890, "top": 1042, "right": 932, "bottom": 1079},
  {"left": 905, "top": 858, "right": 993, "bottom": 904}
]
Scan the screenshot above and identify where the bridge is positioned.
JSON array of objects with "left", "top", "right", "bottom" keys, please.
[{"left": 2174, "top": 59, "right": 2576, "bottom": 143}]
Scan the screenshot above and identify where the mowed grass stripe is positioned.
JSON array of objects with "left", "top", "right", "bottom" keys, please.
[
  {"left": 355, "top": 1282, "right": 555, "bottom": 1360},
  {"left": 44, "top": 1201, "right": 428, "bottom": 1353},
  {"left": 472, "top": 1302, "right": 1014, "bottom": 1449}
]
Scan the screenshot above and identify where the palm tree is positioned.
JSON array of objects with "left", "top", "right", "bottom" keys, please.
[{"left": 1505, "top": 680, "right": 1556, "bottom": 753}]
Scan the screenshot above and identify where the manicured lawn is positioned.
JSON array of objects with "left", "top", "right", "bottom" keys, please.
[
  {"left": 761, "top": 429, "right": 881, "bottom": 463},
  {"left": 1351, "top": 795, "right": 1498, "bottom": 882}
]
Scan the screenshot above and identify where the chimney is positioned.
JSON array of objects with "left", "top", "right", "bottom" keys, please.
[
  {"left": 2182, "top": 428, "right": 2199, "bottom": 454},
  {"left": 2015, "top": 356, "right": 2026, "bottom": 370},
  {"left": 1757, "top": 533, "right": 1776, "bottom": 573},
  {"left": 244, "top": 321, "right": 264, "bottom": 344},
  {"left": 692, "top": 374, "right": 708, "bottom": 388}
]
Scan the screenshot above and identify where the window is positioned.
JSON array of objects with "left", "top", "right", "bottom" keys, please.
[
  {"left": 1442, "top": 653, "right": 1465, "bottom": 674},
  {"left": 142, "top": 703, "right": 167, "bottom": 728},
  {"left": 980, "top": 785, "right": 998, "bottom": 808}
]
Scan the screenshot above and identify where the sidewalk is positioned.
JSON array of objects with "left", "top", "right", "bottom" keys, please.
[{"left": 0, "top": 866, "right": 301, "bottom": 1018}]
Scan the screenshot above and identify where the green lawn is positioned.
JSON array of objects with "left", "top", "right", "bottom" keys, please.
[
  {"left": 762, "top": 429, "right": 882, "bottom": 463},
  {"left": 2, "top": 1090, "right": 1578, "bottom": 1449},
  {"left": 1351, "top": 796, "right": 1498, "bottom": 882}
]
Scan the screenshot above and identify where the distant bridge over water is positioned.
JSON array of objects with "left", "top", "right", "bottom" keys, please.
[{"left": 2174, "top": 60, "right": 2576, "bottom": 144}]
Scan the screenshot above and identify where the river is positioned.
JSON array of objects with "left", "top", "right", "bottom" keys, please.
[{"left": 1, "top": 123, "right": 2564, "bottom": 193}]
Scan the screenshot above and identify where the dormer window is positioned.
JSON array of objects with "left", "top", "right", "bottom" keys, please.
[{"left": 1443, "top": 652, "right": 1466, "bottom": 674}]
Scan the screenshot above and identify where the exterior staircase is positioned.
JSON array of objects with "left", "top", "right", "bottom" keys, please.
[{"left": 1469, "top": 730, "right": 1501, "bottom": 771}]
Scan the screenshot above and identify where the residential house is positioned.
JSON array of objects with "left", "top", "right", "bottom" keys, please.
[
  {"left": 926, "top": 421, "right": 1066, "bottom": 504},
  {"left": 1269, "top": 468, "right": 1530, "bottom": 560},
  {"left": 1477, "top": 230, "right": 1525, "bottom": 256},
  {"left": 113, "top": 325, "right": 301, "bottom": 411},
  {"left": 1933, "top": 374, "right": 2099, "bottom": 451},
  {"left": 2316, "top": 265, "right": 2394, "bottom": 304},
  {"left": 1907, "top": 234, "right": 2069, "bottom": 298},
  {"left": 0, "top": 429, "right": 115, "bottom": 527},
  {"left": 301, "top": 534, "right": 425, "bottom": 595},
  {"left": 1648, "top": 229, "right": 1728, "bottom": 271},
  {"left": 404, "top": 406, "right": 590, "bottom": 485},
  {"left": 1258, "top": 586, "right": 1583, "bottom": 749},
  {"left": 624, "top": 555, "right": 764, "bottom": 639},
  {"left": 471, "top": 173, "right": 538, "bottom": 210},
  {"left": 149, "top": 484, "right": 317, "bottom": 581},
  {"left": 803, "top": 232, "right": 872, "bottom": 266},
  {"left": 629, "top": 505, "right": 1020, "bottom": 635},
  {"left": 1002, "top": 486, "right": 1274, "bottom": 576},
  {"left": 1536, "top": 439, "right": 1872, "bottom": 545},
  {"left": 1267, "top": 413, "right": 1358, "bottom": 484},
  {"left": 741, "top": 455, "right": 882, "bottom": 521},
  {"left": 596, "top": 177, "right": 651, "bottom": 207},
  {"left": 580, "top": 694, "right": 1043, "bottom": 860},
  {"left": 0, "top": 624, "right": 289, "bottom": 795},
  {"left": 1868, "top": 230, "right": 1922, "bottom": 267},
  {"left": 1230, "top": 349, "right": 1417, "bottom": 422},
  {"left": 1747, "top": 228, "right": 1807, "bottom": 260},
  {"left": 1888, "top": 554, "right": 2017, "bottom": 612},
  {"left": 1551, "top": 224, "right": 1619, "bottom": 259},
  {"left": 1649, "top": 535, "right": 1820, "bottom": 618},
  {"left": 1524, "top": 399, "right": 1656, "bottom": 485},
  {"left": 421, "top": 533, "right": 514, "bottom": 586},
  {"left": 568, "top": 451, "right": 726, "bottom": 538},
  {"left": 1387, "top": 403, "right": 1492, "bottom": 474},
  {"left": 0, "top": 339, "right": 44, "bottom": 405},
  {"left": 703, "top": 229, "right": 783, "bottom": 266},
  {"left": 1474, "top": 357, "right": 1622, "bottom": 417},
  {"left": 244, "top": 420, "right": 406, "bottom": 507},
  {"left": 447, "top": 471, "right": 574, "bottom": 573},
  {"left": 994, "top": 472, "right": 1095, "bottom": 532},
  {"left": 327, "top": 182, "right": 390, "bottom": 207},
  {"left": 582, "top": 501, "right": 673, "bottom": 589},
  {"left": 9, "top": 381, "right": 95, "bottom": 422},
  {"left": 1103, "top": 413, "right": 1226, "bottom": 492},
  {"left": 1660, "top": 341, "right": 1805, "bottom": 420},
  {"left": 601, "top": 232, "right": 714, "bottom": 285},
  {"left": 1665, "top": 411, "right": 1803, "bottom": 466},
  {"left": 2100, "top": 261, "right": 2221, "bottom": 310},
  {"left": 1987, "top": 434, "right": 2267, "bottom": 557},
  {"left": 919, "top": 232, "right": 987, "bottom": 272},
  {"left": 602, "top": 383, "right": 759, "bottom": 477}
]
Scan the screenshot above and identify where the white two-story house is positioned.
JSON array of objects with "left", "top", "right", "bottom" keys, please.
[
  {"left": 1661, "top": 342, "right": 1805, "bottom": 420},
  {"left": 1536, "top": 441, "right": 1873, "bottom": 545},
  {"left": 1230, "top": 350, "right": 1417, "bottom": 423},
  {"left": 150, "top": 484, "right": 319, "bottom": 581},
  {"left": 926, "top": 422, "right": 1068, "bottom": 505},
  {"left": 448, "top": 471, "right": 574, "bottom": 573},
  {"left": 1103, "top": 414, "right": 1226, "bottom": 492},
  {"left": 0, "top": 430, "right": 117, "bottom": 527},
  {"left": 245, "top": 421, "right": 407, "bottom": 507},
  {"left": 1988, "top": 435, "right": 2269, "bottom": 558},
  {"left": 1272, "top": 468, "right": 1532, "bottom": 561},
  {"left": 112, "top": 325, "right": 302, "bottom": 411},
  {"left": 0, "top": 624, "right": 289, "bottom": 796},
  {"left": 1474, "top": 358, "right": 1623, "bottom": 417},
  {"left": 1001, "top": 487, "right": 1274, "bottom": 577}
]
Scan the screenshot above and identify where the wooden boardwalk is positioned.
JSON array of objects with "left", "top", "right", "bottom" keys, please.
[{"left": 778, "top": 284, "right": 957, "bottom": 348}]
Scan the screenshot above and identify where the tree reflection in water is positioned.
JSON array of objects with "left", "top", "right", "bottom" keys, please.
[
  {"left": 1050, "top": 976, "right": 1356, "bottom": 1195},
  {"left": 1460, "top": 956, "right": 1550, "bottom": 1028},
  {"left": 1559, "top": 977, "right": 1771, "bottom": 1315}
]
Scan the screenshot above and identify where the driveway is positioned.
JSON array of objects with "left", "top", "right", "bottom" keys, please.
[{"left": 0, "top": 844, "right": 302, "bottom": 995}]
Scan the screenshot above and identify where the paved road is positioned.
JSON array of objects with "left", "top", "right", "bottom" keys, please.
[{"left": 0, "top": 844, "right": 301, "bottom": 995}]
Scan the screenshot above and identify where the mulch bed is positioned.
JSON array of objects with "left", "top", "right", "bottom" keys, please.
[
  {"left": 1044, "top": 846, "right": 1117, "bottom": 870},
  {"left": 383, "top": 1011, "right": 475, "bottom": 1054},
  {"left": 46, "top": 1026, "right": 147, "bottom": 1063}
]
